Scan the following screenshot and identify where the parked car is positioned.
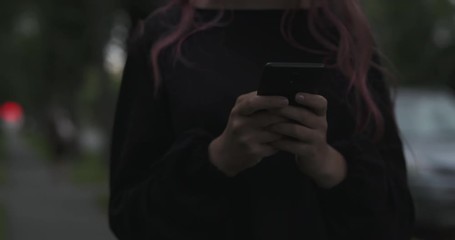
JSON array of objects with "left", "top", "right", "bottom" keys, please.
[{"left": 394, "top": 87, "right": 455, "bottom": 228}]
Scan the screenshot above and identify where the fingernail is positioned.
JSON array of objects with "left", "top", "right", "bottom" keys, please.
[
  {"left": 280, "top": 98, "right": 289, "bottom": 105},
  {"left": 296, "top": 93, "right": 305, "bottom": 102}
]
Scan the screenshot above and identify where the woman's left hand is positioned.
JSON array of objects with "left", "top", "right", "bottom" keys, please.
[{"left": 266, "top": 92, "right": 347, "bottom": 188}]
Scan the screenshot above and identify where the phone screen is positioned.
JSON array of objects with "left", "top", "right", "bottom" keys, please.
[{"left": 257, "top": 62, "right": 336, "bottom": 106}]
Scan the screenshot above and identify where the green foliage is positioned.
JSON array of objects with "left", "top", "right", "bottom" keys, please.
[
  {"left": 71, "top": 152, "right": 108, "bottom": 185},
  {"left": 22, "top": 130, "right": 53, "bottom": 162},
  {"left": 0, "top": 0, "right": 122, "bottom": 168},
  {"left": 96, "top": 191, "right": 109, "bottom": 214},
  {"left": 363, "top": 0, "right": 455, "bottom": 86}
]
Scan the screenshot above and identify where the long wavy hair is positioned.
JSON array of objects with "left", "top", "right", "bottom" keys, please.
[{"left": 147, "top": 0, "right": 390, "bottom": 142}]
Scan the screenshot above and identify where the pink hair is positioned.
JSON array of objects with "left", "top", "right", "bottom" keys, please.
[{"left": 149, "top": 0, "right": 388, "bottom": 142}]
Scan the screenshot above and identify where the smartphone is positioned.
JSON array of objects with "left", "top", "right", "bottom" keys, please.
[{"left": 257, "top": 62, "right": 336, "bottom": 106}]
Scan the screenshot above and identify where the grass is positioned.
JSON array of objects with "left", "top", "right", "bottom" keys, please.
[
  {"left": 71, "top": 152, "right": 110, "bottom": 214},
  {"left": 22, "top": 130, "right": 52, "bottom": 162},
  {"left": 96, "top": 191, "right": 109, "bottom": 214},
  {"left": 22, "top": 129, "right": 110, "bottom": 212},
  {"left": 20, "top": 127, "right": 108, "bottom": 185},
  {"left": 71, "top": 152, "right": 108, "bottom": 185},
  {"left": 21, "top": 129, "right": 108, "bottom": 185}
]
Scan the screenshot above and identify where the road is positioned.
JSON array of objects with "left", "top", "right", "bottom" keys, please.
[{"left": 1, "top": 126, "right": 115, "bottom": 240}]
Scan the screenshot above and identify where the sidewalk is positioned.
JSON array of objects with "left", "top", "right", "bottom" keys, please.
[{"left": 2, "top": 128, "right": 115, "bottom": 240}]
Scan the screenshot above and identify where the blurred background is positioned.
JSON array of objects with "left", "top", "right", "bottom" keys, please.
[{"left": 0, "top": 0, "right": 454, "bottom": 239}]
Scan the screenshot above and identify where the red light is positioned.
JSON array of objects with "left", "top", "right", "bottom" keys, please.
[{"left": 0, "top": 102, "right": 24, "bottom": 123}]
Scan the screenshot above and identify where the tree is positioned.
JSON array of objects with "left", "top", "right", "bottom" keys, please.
[{"left": 363, "top": 0, "right": 455, "bottom": 87}]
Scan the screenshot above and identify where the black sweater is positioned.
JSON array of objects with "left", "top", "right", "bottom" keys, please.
[{"left": 109, "top": 7, "right": 415, "bottom": 240}]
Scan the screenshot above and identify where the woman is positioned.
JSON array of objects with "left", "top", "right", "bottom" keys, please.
[{"left": 109, "top": 0, "right": 415, "bottom": 239}]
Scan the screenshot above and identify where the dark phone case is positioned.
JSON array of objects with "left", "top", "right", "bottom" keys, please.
[{"left": 257, "top": 62, "right": 337, "bottom": 106}]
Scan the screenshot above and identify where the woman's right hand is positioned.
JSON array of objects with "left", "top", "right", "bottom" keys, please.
[{"left": 209, "top": 91, "right": 290, "bottom": 177}]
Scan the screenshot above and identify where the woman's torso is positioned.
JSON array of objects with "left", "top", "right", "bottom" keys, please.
[{"left": 145, "top": 7, "right": 351, "bottom": 239}]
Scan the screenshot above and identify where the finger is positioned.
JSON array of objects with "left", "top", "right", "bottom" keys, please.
[
  {"left": 255, "top": 144, "right": 280, "bottom": 158},
  {"left": 248, "top": 111, "right": 289, "bottom": 128},
  {"left": 247, "top": 143, "right": 279, "bottom": 159},
  {"left": 236, "top": 94, "right": 289, "bottom": 116},
  {"left": 267, "top": 122, "right": 315, "bottom": 142},
  {"left": 294, "top": 93, "right": 328, "bottom": 117},
  {"left": 244, "top": 130, "right": 284, "bottom": 144},
  {"left": 256, "top": 130, "right": 284, "bottom": 143},
  {"left": 268, "top": 138, "right": 307, "bottom": 156},
  {"left": 268, "top": 106, "right": 322, "bottom": 129}
]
